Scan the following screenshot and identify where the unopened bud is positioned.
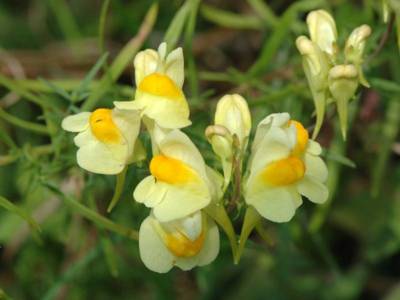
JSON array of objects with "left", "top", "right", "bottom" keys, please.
[
  {"left": 215, "top": 94, "right": 251, "bottom": 150},
  {"left": 296, "top": 36, "right": 330, "bottom": 138},
  {"left": 205, "top": 125, "right": 234, "bottom": 188},
  {"left": 345, "top": 25, "right": 371, "bottom": 64},
  {"left": 306, "top": 9, "right": 338, "bottom": 57}
]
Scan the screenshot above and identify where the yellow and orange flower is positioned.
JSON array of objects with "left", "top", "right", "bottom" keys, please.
[
  {"left": 61, "top": 108, "right": 141, "bottom": 174},
  {"left": 139, "top": 211, "right": 219, "bottom": 273},
  {"left": 134, "top": 129, "right": 223, "bottom": 222},
  {"left": 244, "top": 113, "right": 328, "bottom": 222},
  {"left": 115, "top": 42, "right": 190, "bottom": 129}
]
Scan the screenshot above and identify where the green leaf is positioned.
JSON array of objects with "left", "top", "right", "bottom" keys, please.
[
  {"left": 71, "top": 52, "right": 109, "bottom": 102},
  {"left": 63, "top": 195, "right": 139, "bottom": 240},
  {"left": 100, "top": 234, "right": 119, "bottom": 277},
  {"left": 107, "top": 166, "right": 127, "bottom": 213},
  {"left": 164, "top": 0, "right": 192, "bottom": 51},
  {"left": 205, "top": 202, "right": 237, "bottom": 260},
  {"left": 0, "top": 196, "right": 41, "bottom": 233},
  {"left": 82, "top": 3, "right": 158, "bottom": 111},
  {"left": 0, "top": 107, "right": 49, "bottom": 135},
  {"left": 324, "top": 150, "right": 357, "bottom": 168},
  {"left": 201, "top": 3, "right": 263, "bottom": 30},
  {"left": 248, "top": 0, "right": 325, "bottom": 77}
]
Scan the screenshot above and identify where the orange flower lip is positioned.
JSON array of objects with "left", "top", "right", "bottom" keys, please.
[
  {"left": 89, "top": 108, "right": 121, "bottom": 144},
  {"left": 138, "top": 73, "right": 183, "bottom": 100},
  {"left": 261, "top": 156, "right": 305, "bottom": 186},
  {"left": 150, "top": 155, "right": 197, "bottom": 184}
]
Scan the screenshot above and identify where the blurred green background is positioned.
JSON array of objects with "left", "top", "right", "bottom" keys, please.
[{"left": 0, "top": 0, "right": 400, "bottom": 299}]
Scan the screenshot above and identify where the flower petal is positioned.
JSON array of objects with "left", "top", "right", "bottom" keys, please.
[
  {"left": 307, "top": 140, "right": 322, "bottom": 155},
  {"left": 165, "top": 47, "right": 184, "bottom": 88},
  {"left": 134, "top": 49, "right": 159, "bottom": 86},
  {"left": 152, "top": 181, "right": 210, "bottom": 222},
  {"left": 62, "top": 112, "right": 91, "bottom": 132},
  {"left": 112, "top": 108, "right": 141, "bottom": 155},
  {"left": 174, "top": 216, "right": 220, "bottom": 270},
  {"left": 304, "top": 153, "right": 328, "bottom": 182},
  {"left": 73, "top": 129, "right": 95, "bottom": 147},
  {"left": 139, "top": 216, "right": 174, "bottom": 273},
  {"left": 196, "top": 217, "right": 220, "bottom": 266},
  {"left": 134, "top": 90, "right": 191, "bottom": 129},
  {"left": 245, "top": 177, "right": 297, "bottom": 223},
  {"left": 159, "top": 130, "right": 208, "bottom": 179},
  {"left": 77, "top": 141, "right": 125, "bottom": 174},
  {"left": 134, "top": 176, "right": 166, "bottom": 207},
  {"left": 297, "top": 176, "right": 329, "bottom": 204}
]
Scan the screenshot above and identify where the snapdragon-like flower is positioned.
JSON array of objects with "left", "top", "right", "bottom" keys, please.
[
  {"left": 115, "top": 42, "right": 190, "bottom": 129},
  {"left": 62, "top": 108, "right": 141, "bottom": 174},
  {"left": 244, "top": 113, "right": 328, "bottom": 223},
  {"left": 139, "top": 211, "right": 220, "bottom": 273},
  {"left": 134, "top": 129, "right": 221, "bottom": 222},
  {"left": 296, "top": 9, "right": 371, "bottom": 139}
]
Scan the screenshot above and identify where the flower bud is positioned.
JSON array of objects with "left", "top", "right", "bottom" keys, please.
[
  {"left": 214, "top": 94, "right": 251, "bottom": 151},
  {"left": 345, "top": 25, "right": 371, "bottom": 87},
  {"left": 328, "top": 65, "right": 359, "bottom": 139},
  {"left": 205, "top": 125, "right": 233, "bottom": 188},
  {"left": 306, "top": 9, "right": 338, "bottom": 58},
  {"left": 345, "top": 25, "right": 371, "bottom": 63},
  {"left": 296, "top": 36, "right": 330, "bottom": 138},
  {"left": 205, "top": 125, "right": 233, "bottom": 161}
]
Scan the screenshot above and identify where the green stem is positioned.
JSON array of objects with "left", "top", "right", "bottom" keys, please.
[
  {"left": 0, "top": 74, "right": 48, "bottom": 108},
  {"left": 0, "top": 107, "right": 49, "bottom": 135},
  {"left": 107, "top": 167, "right": 128, "bottom": 213},
  {"left": 82, "top": 3, "right": 158, "bottom": 111},
  {"left": 184, "top": 0, "right": 200, "bottom": 101},
  {"left": 64, "top": 196, "right": 139, "bottom": 240}
]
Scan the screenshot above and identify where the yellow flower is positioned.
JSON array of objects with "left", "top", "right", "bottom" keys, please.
[
  {"left": 115, "top": 42, "right": 190, "bottom": 129},
  {"left": 134, "top": 129, "right": 222, "bottom": 222},
  {"left": 139, "top": 211, "right": 219, "bottom": 273},
  {"left": 244, "top": 113, "right": 328, "bottom": 223},
  {"left": 61, "top": 108, "right": 141, "bottom": 174}
]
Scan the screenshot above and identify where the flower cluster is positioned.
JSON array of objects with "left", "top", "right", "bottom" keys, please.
[
  {"left": 62, "top": 41, "right": 329, "bottom": 273},
  {"left": 296, "top": 9, "right": 371, "bottom": 139}
]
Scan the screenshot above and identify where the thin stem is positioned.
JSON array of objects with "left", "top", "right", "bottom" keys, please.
[{"left": 0, "top": 107, "right": 49, "bottom": 135}]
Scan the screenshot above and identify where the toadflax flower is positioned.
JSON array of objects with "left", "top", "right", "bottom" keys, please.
[
  {"left": 115, "top": 42, "right": 190, "bottom": 129},
  {"left": 244, "top": 113, "right": 328, "bottom": 223},
  {"left": 134, "top": 129, "right": 221, "bottom": 222},
  {"left": 61, "top": 108, "right": 141, "bottom": 175},
  {"left": 139, "top": 211, "right": 219, "bottom": 273}
]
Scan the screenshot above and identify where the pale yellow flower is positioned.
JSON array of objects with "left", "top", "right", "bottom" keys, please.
[
  {"left": 139, "top": 211, "right": 220, "bottom": 273},
  {"left": 134, "top": 129, "right": 222, "bottom": 222},
  {"left": 244, "top": 113, "right": 328, "bottom": 223},
  {"left": 61, "top": 108, "right": 141, "bottom": 174},
  {"left": 115, "top": 42, "right": 190, "bottom": 129}
]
